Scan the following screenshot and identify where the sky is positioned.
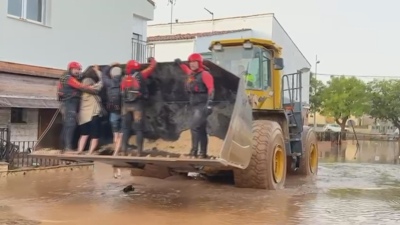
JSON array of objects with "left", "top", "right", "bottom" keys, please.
[{"left": 149, "top": 0, "right": 400, "bottom": 81}]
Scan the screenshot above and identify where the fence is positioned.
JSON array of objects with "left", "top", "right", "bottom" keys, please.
[
  {"left": 316, "top": 131, "right": 400, "bottom": 163},
  {"left": 0, "top": 126, "right": 62, "bottom": 170},
  {"left": 0, "top": 126, "right": 11, "bottom": 162},
  {"left": 8, "top": 141, "right": 61, "bottom": 169},
  {"left": 131, "top": 38, "right": 155, "bottom": 63},
  {"left": 316, "top": 131, "right": 399, "bottom": 142}
]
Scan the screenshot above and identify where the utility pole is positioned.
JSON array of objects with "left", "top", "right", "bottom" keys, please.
[
  {"left": 313, "top": 55, "right": 320, "bottom": 129},
  {"left": 168, "top": 0, "right": 176, "bottom": 34},
  {"left": 204, "top": 7, "right": 214, "bottom": 32}
]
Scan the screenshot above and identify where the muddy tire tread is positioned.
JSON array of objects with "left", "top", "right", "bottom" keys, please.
[
  {"left": 296, "top": 127, "right": 318, "bottom": 176},
  {"left": 233, "top": 120, "right": 286, "bottom": 189}
]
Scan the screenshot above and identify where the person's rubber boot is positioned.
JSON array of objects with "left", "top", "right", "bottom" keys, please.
[
  {"left": 63, "top": 126, "right": 75, "bottom": 154},
  {"left": 187, "top": 130, "right": 199, "bottom": 158},
  {"left": 198, "top": 151, "right": 208, "bottom": 159},
  {"left": 136, "top": 131, "right": 145, "bottom": 157},
  {"left": 128, "top": 144, "right": 138, "bottom": 150},
  {"left": 120, "top": 142, "right": 130, "bottom": 156},
  {"left": 121, "top": 131, "right": 131, "bottom": 156},
  {"left": 188, "top": 148, "right": 198, "bottom": 158},
  {"left": 198, "top": 132, "right": 208, "bottom": 159},
  {"left": 198, "top": 146, "right": 208, "bottom": 159}
]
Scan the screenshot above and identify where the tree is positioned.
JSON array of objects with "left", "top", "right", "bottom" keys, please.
[
  {"left": 368, "top": 79, "right": 400, "bottom": 160},
  {"left": 309, "top": 73, "right": 326, "bottom": 113},
  {"left": 320, "top": 76, "right": 369, "bottom": 131},
  {"left": 368, "top": 79, "right": 400, "bottom": 129}
]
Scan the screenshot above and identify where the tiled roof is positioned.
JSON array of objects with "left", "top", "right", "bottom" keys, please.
[
  {"left": 0, "top": 61, "right": 64, "bottom": 79},
  {"left": 148, "top": 29, "right": 251, "bottom": 42},
  {"left": 149, "top": 13, "right": 273, "bottom": 26}
]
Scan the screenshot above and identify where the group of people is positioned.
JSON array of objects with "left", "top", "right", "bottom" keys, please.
[{"left": 57, "top": 53, "right": 215, "bottom": 159}]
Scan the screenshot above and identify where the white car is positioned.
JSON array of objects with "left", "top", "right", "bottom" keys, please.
[
  {"left": 388, "top": 128, "right": 399, "bottom": 140},
  {"left": 322, "top": 124, "right": 349, "bottom": 132}
]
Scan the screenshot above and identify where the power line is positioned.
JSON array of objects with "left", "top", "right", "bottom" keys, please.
[{"left": 314, "top": 73, "right": 400, "bottom": 79}]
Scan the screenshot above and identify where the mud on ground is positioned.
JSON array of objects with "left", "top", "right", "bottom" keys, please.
[
  {"left": 0, "top": 206, "right": 40, "bottom": 225},
  {"left": 34, "top": 130, "right": 224, "bottom": 158}
]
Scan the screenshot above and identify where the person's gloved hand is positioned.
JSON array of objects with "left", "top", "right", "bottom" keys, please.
[
  {"left": 147, "top": 57, "right": 154, "bottom": 63},
  {"left": 204, "top": 100, "right": 213, "bottom": 116},
  {"left": 174, "top": 58, "right": 182, "bottom": 65},
  {"left": 92, "top": 82, "right": 102, "bottom": 90}
]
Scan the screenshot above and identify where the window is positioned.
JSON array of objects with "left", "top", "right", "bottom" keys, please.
[
  {"left": 212, "top": 46, "right": 262, "bottom": 89},
  {"left": 10, "top": 108, "right": 27, "bottom": 123},
  {"left": 245, "top": 58, "right": 261, "bottom": 89},
  {"left": 7, "top": 0, "right": 47, "bottom": 24},
  {"left": 262, "top": 50, "right": 272, "bottom": 89},
  {"left": 132, "top": 33, "right": 143, "bottom": 41},
  {"left": 132, "top": 33, "right": 146, "bottom": 62}
]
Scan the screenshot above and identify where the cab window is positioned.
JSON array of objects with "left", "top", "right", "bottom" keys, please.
[
  {"left": 245, "top": 57, "right": 261, "bottom": 89},
  {"left": 212, "top": 46, "right": 262, "bottom": 90},
  {"left": 262, "top": 50, "right": 272, "bottom": 89}
]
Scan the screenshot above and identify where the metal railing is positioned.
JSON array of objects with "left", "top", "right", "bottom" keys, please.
[
  {"left": 281, "top": 71, "right": 302, "bottom": 111},
  {"left": 0, "top": 126, "right": 66, "bottom": 169},
  {"left": 131, "top": 38, "right": 155, "bottom": 63},
  {"left": 0, "top": 126, "right": 12, "bottom": 162},
  {"left": 9, "top": 141, "right": 60, "bottom": 169}
]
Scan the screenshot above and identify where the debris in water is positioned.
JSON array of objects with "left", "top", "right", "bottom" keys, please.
[
  {"left": 187, "top": 172, "right": 199, "bottom": 177},
  {"left": 123, "top": 185, "right": 135, "bottom": 193}
]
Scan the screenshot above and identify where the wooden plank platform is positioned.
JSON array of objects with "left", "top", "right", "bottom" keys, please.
[{"left": 29, "top": 153, "right": 229, "bottom": 168}]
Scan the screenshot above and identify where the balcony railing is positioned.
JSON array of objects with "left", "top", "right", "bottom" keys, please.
[{"left": 131, "top": 38, "right": 155, "bottom": 63}]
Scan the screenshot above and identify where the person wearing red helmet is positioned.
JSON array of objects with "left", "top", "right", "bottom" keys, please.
[
  {"left": 57, "top": 61, "right": 102, "bottom": 153},
  {"left": 118, "top": 57, "right": 157, "bottom": 156},
  {"left": 175, "top": 53, "right": 215, "bottom": 159}
]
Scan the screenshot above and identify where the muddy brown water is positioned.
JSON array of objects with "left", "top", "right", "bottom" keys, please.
[
  {"left": 3, "top": 141, "right": 400, "bottom": 225},
  {"left": 319, "top": 140, "right": 400, "bottom": 163}
]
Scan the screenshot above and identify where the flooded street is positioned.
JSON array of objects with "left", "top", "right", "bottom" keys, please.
[{"left": 2, "top": 142, "right": 400, "bottom": 225}]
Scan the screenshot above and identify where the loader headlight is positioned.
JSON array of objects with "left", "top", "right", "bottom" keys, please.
[
  {"left": 243, "top": 41, "right": 253, "bottom": 49},
  {"left": 212, "top": 42, "right": 223, "bottom": 51}
]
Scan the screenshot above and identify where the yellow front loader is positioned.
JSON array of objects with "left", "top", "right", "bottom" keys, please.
[{"left": 31, "top": 38, "right": 318, "bottom": 190}]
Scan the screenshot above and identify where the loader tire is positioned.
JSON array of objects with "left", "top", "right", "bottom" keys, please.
[
  {"left": 296, "top": 127, "right": 319, "bottom": 176},
  {"left": 139, "top": 164, "right": 172, "bottom": 179},
  {"left": 233, "top": 120, "right": 287, "bottom": 190}
]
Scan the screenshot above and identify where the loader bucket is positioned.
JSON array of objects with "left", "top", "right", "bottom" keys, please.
[{"left": 33, "top": 61, "right": 253, "bottom": 169}]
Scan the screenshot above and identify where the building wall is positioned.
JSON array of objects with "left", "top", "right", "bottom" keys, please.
[
  {"left": 0, "top": 108, "right": 38, "bottom": 142},
  {"left": 271, "top": 17, "right": 311, "bottom": 105},
  {"left": 0, "top": 0, "right": 154, "bottom": 69},
  {"left": 149, "top": 14, "right": 311, "bottom": 105},
  {"left": 132, "top": 16, "right": 149, "bottom": 41},
  {"left": 152, "top": 40, "right": 195, "bottom": 62},
  {"left": 148, "top": 14, "right": 274, "bottom": 37},
  {"left": 0, "top": 73, "right": 57, "bottom": 98}
]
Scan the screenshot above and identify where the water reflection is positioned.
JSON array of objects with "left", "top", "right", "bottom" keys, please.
[
  {"left": 319, "top": 140, "right": 400, "bottom": 164},
  {"left": 1, "top": 158, "right": 400, "bottom": 224}
]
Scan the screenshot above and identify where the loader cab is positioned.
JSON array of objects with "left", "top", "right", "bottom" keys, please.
[{"left": 209, "top": 38, "right": 284, "bottom": 109}]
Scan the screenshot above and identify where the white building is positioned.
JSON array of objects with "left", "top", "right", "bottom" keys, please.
[
  {"left": 148, "top": 13, "right": 311, "bottom": 105},
  {"left": 0, "top": 0, "right": 155, "bottom": 143}
]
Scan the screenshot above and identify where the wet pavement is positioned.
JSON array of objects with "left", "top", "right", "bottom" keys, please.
[{"left": 2, "top": 145, "right": 400, "bottom": 225}]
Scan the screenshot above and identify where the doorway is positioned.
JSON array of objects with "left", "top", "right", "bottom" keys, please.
[{"left": 38, "top": 109, "right": 58, "bottom": 139}]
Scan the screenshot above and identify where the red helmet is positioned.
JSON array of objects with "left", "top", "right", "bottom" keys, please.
[
  {"left": 126, "top": 60, "right": 140, "bottom": 74},
  {"left": 67, "top": 61, "right": 82, "bottom": 70},
  {"left": 188, "top": 53, "right": 203, "bottom": 69}
]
